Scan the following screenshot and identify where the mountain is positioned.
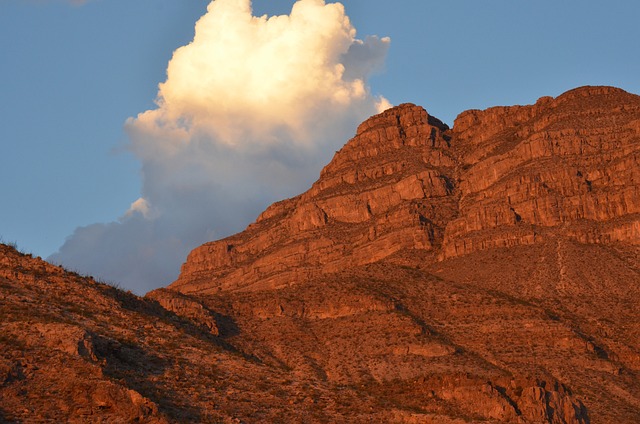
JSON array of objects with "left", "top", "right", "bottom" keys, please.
[
  {"left": 2, "top": 86, "right": 640, "bottom": 423},
  {"left": 171, "top": 86, "right": 639, "bottom": 294}
]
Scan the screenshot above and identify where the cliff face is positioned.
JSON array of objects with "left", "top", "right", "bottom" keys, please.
[
  {"left": 445, "top": 86, "right": 640, "bottom": 257},
  {"left": 171, "top": 104, "right": 457, "bottom": 293},
  {"left": 159, "top": 86, "right": 640, "bottom": 424},
  {"left": 172, "top": 86, "right": 640, "bottom": 294}
]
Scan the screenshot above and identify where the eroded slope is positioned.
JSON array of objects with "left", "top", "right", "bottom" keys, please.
[{"left": 164, "top": 86, "right": 640, "bottom": 423}]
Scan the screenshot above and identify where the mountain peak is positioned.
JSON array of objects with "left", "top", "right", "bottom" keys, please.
[{"left": 170, "top": 86, "right": 640, "bottom": 295}]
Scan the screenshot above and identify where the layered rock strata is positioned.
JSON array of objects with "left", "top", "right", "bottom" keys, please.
[
  {"left": 172, "top": 104, "right": 457, "bottom": 293},
  {"left": 445, "top": 86, "right": 640, "bottom": 257},
  {"left": 172, "top": 86, "right": 640, "bottom": 294},
  {"left": 163, "top": 86, "right": 640, "bottom": 423}
]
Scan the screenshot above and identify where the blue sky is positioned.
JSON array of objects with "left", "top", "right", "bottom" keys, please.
[{"left": 1, "top": 0, "right": 638, "bottom": 292}]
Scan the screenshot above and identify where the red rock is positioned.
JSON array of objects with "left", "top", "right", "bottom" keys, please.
[
  {"left": 3, "top": 86, "right": 640, "bottom": 423},
  {"left": 146, "top": 288, "right": 220, "bottom": 335},
  {"left": 172, "top": 103, "right": 458, "bottom": 294},
  {"left": 173, "top": 86, "right": 640, "bottom": 294},
  {"left": 164, "top": 86, "right": 640, "bottom": 423}
]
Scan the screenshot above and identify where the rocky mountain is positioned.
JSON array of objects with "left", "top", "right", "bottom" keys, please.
[
  {"left": 172, "top": 86, "right": 639, "bottom": 294},
  {"left": 2, "top": 86, "right": 639, "bottom": 423}
]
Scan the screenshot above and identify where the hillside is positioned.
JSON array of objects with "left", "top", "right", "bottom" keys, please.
[{"left": 1, "top": 244, "right": 389, "bottom": 422}]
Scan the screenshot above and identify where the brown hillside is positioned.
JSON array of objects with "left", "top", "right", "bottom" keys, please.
[{"left": 0, "top": 244, "right": 393, "bottom": 422}]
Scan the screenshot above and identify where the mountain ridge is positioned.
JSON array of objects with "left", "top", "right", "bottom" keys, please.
[
  {"left": 170, "top": 85, "right": 640, "bottom": 294},
  {"left": 2, "top": 85, "right": 639, "bottom": 423}
]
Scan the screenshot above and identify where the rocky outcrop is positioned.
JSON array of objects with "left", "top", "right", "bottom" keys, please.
[
  {"left": 420, "top": 375, "right": 589, "bottom": 424},
  {"left": 443, "top": 86, "right": 640, "bottom": 257},
  {"left": 172, "top": 104, "right": 457, "bottom": 294},
  {"left": 157, "top": 87, "right": 640, "bottom": 423},
  {"left": 146, "top": 288, "right": 219, "bottom": 335},
  {"left": 172, "top": 86, "right": 640, "bottom": 294},
  {"left": 30, "top": 323, "right": 100, "bottom": 362}
]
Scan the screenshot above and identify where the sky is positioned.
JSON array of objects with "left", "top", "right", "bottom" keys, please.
[{"left": 1, "top": 0, "right": 639, "bottom": 294}]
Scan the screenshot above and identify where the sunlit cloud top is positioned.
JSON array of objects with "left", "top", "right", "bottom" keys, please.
[{"left": 130, "top": 0, "right": 390, "bottom": 154}]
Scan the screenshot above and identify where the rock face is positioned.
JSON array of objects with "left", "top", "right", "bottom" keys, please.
[
  {"left": 163, "top": 86, "right": 640, "bottom": 423},
  {"left": 3, "top": 86, "right": 640, "bottom": 423},
  {"left": 172, "top": 86, "right": 640, "bottom": 294},
  {"left": 171, "top": 104, "right": 456, "bottom": 293},
  {"left": 444, "top": 86, "right": 640, "bottom": 257},
  {"left": 146, "top": 288, "right": 219, "bottom": 335}
]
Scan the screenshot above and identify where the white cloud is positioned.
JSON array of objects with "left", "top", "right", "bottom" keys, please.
[
  {"left": 125, "top": 198, "right": 155, "bottom": 219},
  {"left": 50, "top": 0, "right": 390, "bottom": 294}
]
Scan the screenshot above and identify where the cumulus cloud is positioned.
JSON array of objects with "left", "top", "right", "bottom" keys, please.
[{"left": 50, "top": 0, "right": 390, "bottom": 294}]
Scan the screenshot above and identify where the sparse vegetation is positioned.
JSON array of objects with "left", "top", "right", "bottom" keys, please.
[{"left": 0, "top": 236, "right": 20, "bottom": 251}]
